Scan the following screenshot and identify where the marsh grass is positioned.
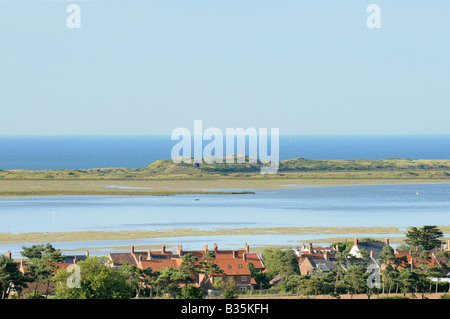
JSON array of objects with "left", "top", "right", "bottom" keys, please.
[{"left": 1, "top": 226, "right": 448, "bottom": 245}]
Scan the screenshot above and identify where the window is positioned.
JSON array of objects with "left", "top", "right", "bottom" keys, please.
[
  {"left": 237, "top": 264, "right": 242, "bottom": 268},
  {"left": 241, "top": 276, "right": 247, "bottom": 281}
]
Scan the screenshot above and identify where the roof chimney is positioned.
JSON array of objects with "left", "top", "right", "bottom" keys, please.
[
  {"left": 7, "top": 250, "right": 11, "bottom": 259},
  {"left": 204, "top": 244, "right": 208, "bottom": 253},
  {"left": 213, "top": 243, "right": 218, "bottom": 253},
  {"left": 301, "top": 243, "right": 306, "bottom": 251},
  {"left": 243, "top": 252, "right": 247, "bottom": 262},
  {"left": 73, "top": 256, "right": 77, "bottom": 264},
  {"left": 147, "top": 250, "right": 152, "bottom": 260},
  {"left": 324, "top": 251, "right": 328, "bottom": 261},
  {"left": 354, "top": 236, "right": 358, "bottom": 246},
  {"left": 233, "top": 250, "right": 238, "bottom": 258},
  {"left": 309, "top": 243, "right": 313, "bottom": 253},
  {"left": 177, "top": 245, "right": 183, "bottom": 256},
  {"left": 130, "top": 245, "right": 135, "bottom": 254},
  {"left": 370, "top": 250, "right": 374, "bottom": 259},
  {"left": 394, "top": 247, "right": 398, "bottom": 254},
  {"left": 245, "top": 243, "right": 250, "bottom": 253},
  {"left": 161, "top": 245, "right": 166, "bottom": 254},
  {"left": 384, "top": 238, "right": 389, "bottom": 245},
  {"left": 85, "top": 250, "right": 89, "bottom": 257}
]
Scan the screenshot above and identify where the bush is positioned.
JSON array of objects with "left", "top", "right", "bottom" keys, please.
[
  {"left": 377, "top": 296, "right": 410, "bottom": 299},
  {"left": 440, "top": 294, "right": 450, "bottom": 299},
  {"left": 177, "top": 285, "right": 204, "bottom": 299},
  {"left": 24, "top": 291, "right": 45, "bottom": 299}
]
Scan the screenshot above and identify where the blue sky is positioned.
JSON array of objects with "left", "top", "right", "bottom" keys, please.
[{"left": 1, "top": 0, "right": 450, "bottom": 135}]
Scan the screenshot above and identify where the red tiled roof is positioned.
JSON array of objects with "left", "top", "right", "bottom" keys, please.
[
  {"left": 138, "top": 259, "right": 183, "bottom": 271},
  {"left": 180, "top": 249, "right": 264, "bottom": 269},
  {"left": 108, "top": 253, "right": 138, "bottom": 266},
  {"left": 214, "top": 259, "right": 252, "bottom": 276},
  {"left": 54, "top": 263, "right": 74, "bottom": 270},
  {"left": 394, "top": 250, "right": 440, "bottom": 269}
]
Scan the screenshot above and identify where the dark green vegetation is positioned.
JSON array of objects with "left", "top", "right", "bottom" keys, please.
[
  {"left": 263, "top": 227, "right": 450, "bottom": 299},
  {"left": 2, "top": 226, "right": 450, "bottom": 299},
  {"left": 405, "top": 225, "right": 444, "bottom": 251},
  {"left": 3, "top": 157, "right": 450, "bottom": 180}
]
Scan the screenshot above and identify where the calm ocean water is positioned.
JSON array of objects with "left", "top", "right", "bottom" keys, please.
[{"left": 1, "top": 135, "right": 450, "bottom": 170}]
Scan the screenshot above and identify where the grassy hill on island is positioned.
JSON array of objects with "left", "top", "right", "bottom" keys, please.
[{"left": 2, "top": 156, "right": 450, "bottom": 180}]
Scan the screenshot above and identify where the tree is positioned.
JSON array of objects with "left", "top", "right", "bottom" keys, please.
[
  {"left": 21, "top": 243, "right": 63, "bottom": 262},
  {"left": 138, "top": 268, "right": 160, "bottom": 298},
  {"left": 198, "top": 251, "right": 223, "bottom": 288},
  {"left": 20, "top": 243, "right": 63, "bottom": 298},
  {"left": 261, "top": 248, "right": 300, "bottom": 280},
  {"left": 398, "top": 268, "right": 419, "bottom": 296},
  {"left": 120, "top": 262, "right": 149, "bottom": 298},
  {"left": 0, "top": 255, "right": 29, "bottom": 299},
  {"left": 156, "top": 267, "right": 191, "bottom": 299},
  {"left": 53, "top": 256, "right": 135, "bottom": 299},
  {"left": 177, "top": 285, "right": 204, "bottom": 299},
  {"left": 222, "top": 278, "right": 238, "bottom": 299},
  {"left": 405, "top": 225, "right": 444, "bottom": 251},
  {"left": 343, "top": 264, "right": 367, "bottom": 299},
  {"left": 248, "top": 262, "right": 271, "bottom": 289}
]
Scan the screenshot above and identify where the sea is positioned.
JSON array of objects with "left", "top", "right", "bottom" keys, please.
[
  {"left": 1, "top": 135, "right": 450, "bottom": 170},
  {"left": 1, "top": 135, "right": 450, "bottom": 257}
]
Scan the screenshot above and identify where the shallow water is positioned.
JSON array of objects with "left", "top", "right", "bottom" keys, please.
[
  {"left": 1, "top": 183, "right": 449, "bottom": 234},
  {"left": 1, "top": 183, "right": 449, "bottom": 257}
]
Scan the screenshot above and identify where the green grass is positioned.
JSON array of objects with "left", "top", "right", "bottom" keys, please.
[{"left": 1, "top": 225, "right": 448, "bottom": 245}]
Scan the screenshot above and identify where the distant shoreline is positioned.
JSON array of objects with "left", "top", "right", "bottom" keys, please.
[
  {"left": 0, "top": 178, "right": 450, "bottom": 198},
  {"left": 1, "top": 225, "right": 449, "bottom": 248}
]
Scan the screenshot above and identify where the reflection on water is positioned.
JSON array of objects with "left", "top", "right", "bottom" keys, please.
[{"left": 1, "top": 183, "right": 450, "bottom": 234}]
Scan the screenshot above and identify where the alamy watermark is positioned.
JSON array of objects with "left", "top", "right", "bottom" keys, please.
[
  {"left": 171, "top": 120, "right": 280, "bottom": 174},
  {"left": 367, "top": 4, "right": 381, "bottom": 29},
  {"left": 66, "top": 264, "right": 81, "bottom": 288},
  {"left": 366, "top": 264, "right": 381, "bottom": 289},
  {"left": 66, "top": 4, "right": 81, "bottom": 29},
  {"left": 64, "top": 4, "right": 381, "bottom": 30}
]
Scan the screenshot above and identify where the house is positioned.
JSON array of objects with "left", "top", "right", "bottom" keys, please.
[
  {"left": 299, "top": 251, "right": 339, "bottom": 275},
  {"left": 389, "top": 245, "right": 447, "bottom": 272},
  {"left": 60, "top": 251, "right": 90, "bottom": 264},
  {"left": 173, "top": 243, "right": 264, "bottom": 292},
  {"left": 11, "top": 251, "right": 89, "bottom": 297},
  {"left": 296, "top": 243, "right": 337, "bottom": 256},
  {"left": 108, "top": 245, "right": 173, "bottom": 268},
  {"left": 107, "top": 243, "right": 264, "bottom": 291},
  {"left": 349, "top": 237, "right": 389, "bottom": 267}
]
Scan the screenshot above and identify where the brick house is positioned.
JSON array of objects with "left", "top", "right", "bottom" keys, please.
[
  {"left": 107, "top": 243, "right": 264, "bottom": 291},
  {"left": 299, "top": 251, "right": 339, "bottom": 275}
]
